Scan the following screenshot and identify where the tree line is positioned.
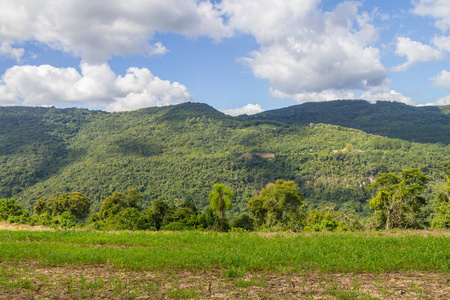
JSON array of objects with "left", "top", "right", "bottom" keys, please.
[{"left": 1, "top": 168, "right": 450, "bottom": 231}]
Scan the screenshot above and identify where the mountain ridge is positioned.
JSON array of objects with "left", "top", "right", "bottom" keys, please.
[
  {"left": 0, "top": 100, "right": 448, "bottom": 217},
  {"left": 239, "top": 100, "right": 450, "bottom": 144}
]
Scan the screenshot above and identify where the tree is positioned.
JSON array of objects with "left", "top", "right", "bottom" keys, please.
[
  {"left": 34, "top": 192, "right": 91, "bottom": 219},
  {"left": 209, "top": 183, "right": 234, "bottom": 221},
  {"left": 248, "top": 179, "right": 307, "bottom": 230},
  {"left": 99, "top": 189, "right": 143, "bottom": 219},
  {"left": 367, "top": 168, "right": 429, "bottom": 230},
  {"left": 432, "top": 175, "right": 450, "bottom": 229},
  {"left": 345, "top": 143, "right": 353, "bottom": 152},
  {"left": 0, "top": 198, "right": 28, "bottom": 221},
  {"left": 146, "top": 199, "right": 170, "bottom": 230},
  {"left": 306, "top": 209, "right": 340, "bottom": 232}
]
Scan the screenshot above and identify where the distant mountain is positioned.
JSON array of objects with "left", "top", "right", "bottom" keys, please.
[
  {"left": 240, "top": 100, "right": 450, "bottom": 144},
  {"left": 0, "top": 101, "right": 448, "bottom": 218}
]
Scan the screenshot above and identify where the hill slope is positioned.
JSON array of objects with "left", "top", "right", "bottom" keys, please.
[
  {"left": 240, "top": 100, "right": 450, "bottom": 144},
  {"left": 0, "top": 102, "right": 448, "bottom": 217}
]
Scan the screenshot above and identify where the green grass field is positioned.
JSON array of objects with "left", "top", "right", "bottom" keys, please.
[{"left": 1, "top": 227, "right": 449, "bottom": 299}]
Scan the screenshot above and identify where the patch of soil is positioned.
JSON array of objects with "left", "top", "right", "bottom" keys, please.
[
  {"left": 239, "top": 153, "right": 275, "bottom": 159},
  {"left": 0, "top": 222, "right": 54, "bottom": 231},
  {"left": 0, "top": 261, "right": 449, "bottom": 299}
]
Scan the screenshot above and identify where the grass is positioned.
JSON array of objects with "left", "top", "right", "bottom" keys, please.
[
  {"left": 1, "top": 228, "right": 449, "bottom": 298},
  {"left": 0, "top": 229, "right": 449, "bottom": 273}
]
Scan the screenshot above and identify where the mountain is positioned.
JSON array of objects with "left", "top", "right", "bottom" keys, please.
[
  {"left": 240, "top": 100, "right": 450, "bottom": 144},
  {"left": 0, "top": 101, "right": 448, "bottom": 218}
]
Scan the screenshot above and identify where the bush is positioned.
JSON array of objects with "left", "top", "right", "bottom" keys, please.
[
  {"left": 35, "top": 192, "right": 91, "bottom": 219},
  {"left": 306, "top": 210, "right": 341, "bottom": 232},
  {"left": 112, "top": 207, "right": 149, "bottom": 230},
  {"left": 7, "top": 211, "right": 30, "bottom": 224},
  {"left": 51, "top": 211, "right": 76, "bottom": 229},
  {"left": 162, "top": 221, "right": 188, "bottom": 231},
  {"left": 0, "top": 198, "right": 27, "bottom": 221},
  {"left": 230, "top": 214, "right": 254, "bottom": 231}
]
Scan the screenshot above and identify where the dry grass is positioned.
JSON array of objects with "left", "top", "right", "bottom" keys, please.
[{"left": 0, "top": 222, "right": 54, "bottom": 232}]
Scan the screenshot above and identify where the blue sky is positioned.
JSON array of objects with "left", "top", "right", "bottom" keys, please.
[{"left": 1, "top": 0, "right": 450, "bottom": 115}]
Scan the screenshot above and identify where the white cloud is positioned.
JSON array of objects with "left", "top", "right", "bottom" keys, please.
[
  {"left": 268, "top": 85, "right": 413, "bottom": 105},
  {"left": 270, "top": 88, "right": 356, "bottom": 103},
  {"left": 412, "top": 0, "right": 450, "bottom": 32},
  {"left": 0, "top": 42, "right": 24, "bottom": 62},
  {"left": 0, "top": 63, "right": 191, "bottom": 111},
  {"left": 222, "top": 103, "right": 264, "bottom": 116},
  {"left": 392, "top": 37, "right": 445, "bottom": 72},
  {"left": 432, "top": 35, "right": 450, "bottom": 52},
  {"left": 360, "top": 89, "right": 413, "bottom": 105},
  {"left": 431, "top": 70, "right": 450, "bottom": 87},
  {"left": 433, "top": 95, "right": 450, "bottom": 105},
  {"left": 0, "top": 0, "right": 231, "bottom": 63},
  {"left": 220, "top": 0, "right": 387, "bottom": 101}
]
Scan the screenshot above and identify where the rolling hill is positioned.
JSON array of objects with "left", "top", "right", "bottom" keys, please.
[
  {"left": 240, "top": 100, "right": 450, "bottom": 144},
  {"left": 0, "top": 101, "right": 448, "bottom": 218}
]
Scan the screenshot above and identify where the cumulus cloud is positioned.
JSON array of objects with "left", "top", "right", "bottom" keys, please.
[
  {"left": 412, "top": 0, "right": 450, "bottom": 32},
  {"left": 0, "top": 62, "right": 191, "bottom": 111},
  {"left": 432, "top": 35, "right": 450, "bottom": 52},
  {"left": 222, "top": 103, "right": 264, "bottom": 116},
  {"left": 0, "top": 42, "right": 24, "bottom": 62},
  {"left": 220, "top": 0, "right": 387, "bottom": 100},
  {"left": 431, "top": 70, "right": 450, "bottom": 87},
  {"left": 433, "top": 95, "right": 450, "bottom": 105},
  {"left": 0, "top": 0, "right": 231, "bottom": 63},
  {"left": 270, "top": 88, "right": 356, "bottom": 103},
  {"left": 393, "top": 37, "right": 445, "bottom": 72},
  {"left": 268, "top": 84, "right": 412, "bottom": 105},
  {"left": 360, "top": 89, "right": 413, "bottom": 105}
]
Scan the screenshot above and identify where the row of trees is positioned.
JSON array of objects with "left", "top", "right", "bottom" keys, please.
[
  {"left": 211, "top": 169, "right": 450, "bottom": 231},
  {"left": 1, "top": 169, "right": 450, "bottom": 231}
]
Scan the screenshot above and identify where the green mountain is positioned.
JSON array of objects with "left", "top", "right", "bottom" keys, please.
[
  {"left": 0, "top": 101, "right": 448, "bottom": 218},
  {"left": 240, "top": 100, "right": 450, "bottom": 144}
]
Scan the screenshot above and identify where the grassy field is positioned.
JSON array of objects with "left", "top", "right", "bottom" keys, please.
[{"left": 0, "top": 224, "right": 449, "bottom": 299}]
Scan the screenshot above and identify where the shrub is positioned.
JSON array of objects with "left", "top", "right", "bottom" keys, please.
[
  {"left": 0, "top": 198, "right": 28, "bottom": 221},
  {"left": 230, "top": 214, "right": 254, "bottom": 231},
  {"left": 162, "top": 221, "right": 188, "bottom": 231}
]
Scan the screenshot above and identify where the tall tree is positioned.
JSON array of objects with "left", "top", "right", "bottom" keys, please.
[
  {"left": 432, "top": 175, "right": 450, "bottom": 229},
  {"left": 367, "top": 169, "right": 429, "bottom": 230},
  {"left": 34, "top": 192, "right": 90, "bottom": 219},
  {"left": 99, "top": 189, "right": 143, "bottom": 219},
  {"left": 209, "top": 183, "right": 234, "bottom": 220},
  {"left": 248, "top": 179, "right": 307, "bottom": 230}
]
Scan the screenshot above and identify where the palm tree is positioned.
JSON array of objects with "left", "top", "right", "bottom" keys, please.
[{"left": 208, "top": 183, "right": 234, "bottom": 220}]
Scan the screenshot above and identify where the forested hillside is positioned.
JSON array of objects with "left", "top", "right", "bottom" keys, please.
[
  {"left": 240, "top": 100, "right": 450, "bottom": 144},
  {"left": 0, "top": 102, "right": 449, "bottom": 218}
]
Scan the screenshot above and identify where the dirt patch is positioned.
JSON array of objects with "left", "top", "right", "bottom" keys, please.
[
  {"left": 0, "top": 261, "right": 449, "bottom": 299},
  {"left": 0, "top": 222, "right": 54, "bottom": 231},
  {"left": 239, "top": 153, "right": 275, "bottom": 159},
  {"left": 255, "top": 153, "right": 275, "bottom": 158}
]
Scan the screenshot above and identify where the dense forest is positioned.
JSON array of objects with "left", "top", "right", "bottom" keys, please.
[
  {"left": 0, "top": 101, "right": 449, "bottom": 224},
  {"left": 240, "top": 100, "right": 450, "bottom": 144}
]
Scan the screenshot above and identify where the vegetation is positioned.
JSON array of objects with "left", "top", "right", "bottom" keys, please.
[
  {"left": 241, "top": 99, "right": 450, "bottom": 144},
  {"left": 432, "top": 175, "right": 450, "bottom": 229},
  {"left": 1, "top": 101, "right": 450, "bottom": 231},
  {"left": 208, "top": 183, "right": 234, "bottom": 221},
  {"left": 1, "top": 228, "right": 449, "bottom": 298},
  {"left": 1, "top": 229, "right": 449, "bottom": 273},
  {"left": 35, "top": 192, "right": 90, "bottom": 219},
  {"left": 248, "top": 179, "right": 306, "bottom": 231},
  {"left": 367, "top": 169, "right": 429, "bottom": 230},
  {"left": 2, "top": 100, "right": 450, "bottom": 297},
  {"left": 0, "top": 198, "right": 29, "bottom": 223}
]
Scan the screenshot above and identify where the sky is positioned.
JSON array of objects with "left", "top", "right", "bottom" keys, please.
[{"left": 1, "top": 0, "right": 450, "bottom": 116}]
